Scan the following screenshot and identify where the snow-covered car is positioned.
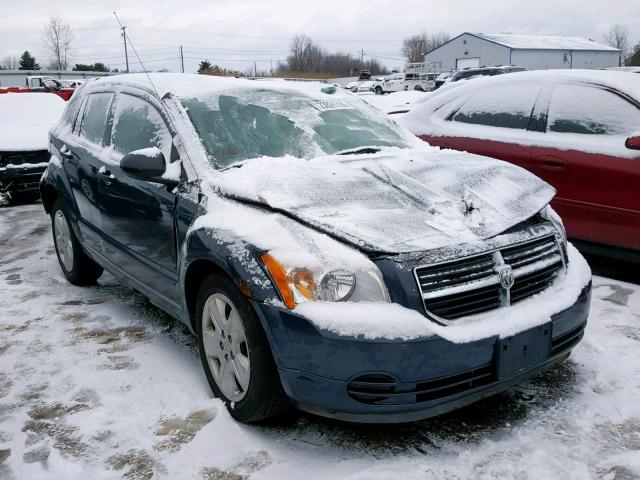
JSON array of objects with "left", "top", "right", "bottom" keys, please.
[
  {"left": 402, "top": 69, "right": 640, "bottom": 259},
  {"left": 41, "top": 73, "right": 592, "bottom": 424},
  {"left": 356, "top": 80, "right": 376, "bottom": 93},
  {"left": 0, "top": 92, "right": 66, "bottom": 205},
  {"left": 439, "top": 66, "right": 528, "bottom": 90}
]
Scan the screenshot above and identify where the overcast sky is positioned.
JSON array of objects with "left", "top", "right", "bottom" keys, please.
[{"left": 1, "top": 0, "right": 638, "bottom": 74}]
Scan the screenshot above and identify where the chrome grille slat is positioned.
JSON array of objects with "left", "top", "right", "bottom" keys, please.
[{"left": 415, "top": 235, "right": 565, "bottom": 322}]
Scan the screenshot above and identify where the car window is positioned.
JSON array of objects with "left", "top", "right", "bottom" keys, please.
[
  {"left": 111, "top": 94, "right": 172, "bottom": 158},
  {"left": 547, "top": 84, "right": 640, "bottom": 136},
  {"left": 79, "top": 93, "right": 113, "bottom": 145},
  {"left": 181, "top": 89, "right": 410, "bottom": 167},
  {"left": 451, "top": 84, "right": 540, "bottom": 130}
]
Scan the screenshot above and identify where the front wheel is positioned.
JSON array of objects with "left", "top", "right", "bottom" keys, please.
[
  {"left": 51, "top": 199, "right": 103, "bottom": 285},
  {"left": 196, "top": 273, "right": 289, "bottom": 423},
  {"left": 375, "top": 86, "right": 383, "bottom": 95}
]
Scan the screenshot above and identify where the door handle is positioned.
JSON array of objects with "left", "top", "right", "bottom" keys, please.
[
  {"left": 97, "top": 166, "right": 115, "bottom": 184},
  {"left": 59, "top": 145, "right": 73, "bottom": 158},
  {"left": 538, "top": 159, "right": 567, "bottom": 170}
]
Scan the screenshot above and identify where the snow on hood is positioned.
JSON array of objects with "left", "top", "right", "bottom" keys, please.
[
  {"left": 0, "top": 93, "right": 66, "bottom": 151},
  {"left": 204, "top": 146, "right": 555, "bottom": 253}
]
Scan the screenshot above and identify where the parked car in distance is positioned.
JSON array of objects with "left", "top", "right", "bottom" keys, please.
[
  {"left": 434, "top": 71, "right": 452, "bottom": 89},
  {"left": 439, "top": 65, "right": 528, "bottom": 89},
  {"left": 0, "top": 92, "right": 66, "bottom": 205},
  {"left": 42, "top": 73, "right": 591, "bottom": 424},
  {"left": 403, "top": 69, "right": 640, "bottom": 260},
  {"left": 607, "top": 66, "right": 640, "bottom": 74},
  {"left": 0, "top": 76, "right": 76, "bottom": 101}
]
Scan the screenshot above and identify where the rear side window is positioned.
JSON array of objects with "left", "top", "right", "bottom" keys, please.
[
  {"left": 547, "top": 84, "right": 640, "bottom": 136},
  {"left": 79, "top": 93, "right": 113, "bottom": 145},
  {"left": 451, "top": 84, "right": 540, "bottom": 130},
  {"left": 110, "top": 94, "right": 172, "bottom": 158}
]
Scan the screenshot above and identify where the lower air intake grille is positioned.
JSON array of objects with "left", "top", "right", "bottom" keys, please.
[{"left": 347, "top": 365, "right": 495, "bottom": 405}]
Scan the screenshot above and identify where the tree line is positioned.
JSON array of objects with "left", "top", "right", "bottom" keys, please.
[{"left": 2, "top": 18, "right": 639, "bottom": 74}]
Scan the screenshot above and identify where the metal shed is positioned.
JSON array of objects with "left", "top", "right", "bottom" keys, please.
[{"left": 424, "top": 33, "right": 621, "bottom": 71}]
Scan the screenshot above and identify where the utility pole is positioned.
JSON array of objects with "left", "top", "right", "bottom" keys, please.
[
  {"left": 361, "top": 49, "right": 364, "bottom": 69},
  {"left": 179, "top": 46, "right": 185, "bottom": 73},
  {"left": 121, "top": 25, "right": 129, "bottom": 73},
  {"left": 254, "top": 61, "right": 257, "bottom": 77}
]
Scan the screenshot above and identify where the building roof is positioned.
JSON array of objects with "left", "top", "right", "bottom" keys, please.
[{"left": 472, "top": 33, "right": 620, "bottom": 52}]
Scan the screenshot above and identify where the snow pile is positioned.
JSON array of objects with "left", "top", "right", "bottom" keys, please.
[
  {"left": 0, "top": 93, "right": 66, "bottom": 151},
  {"left": 296, "top": 244, "right": 591, "bottom": 341}
]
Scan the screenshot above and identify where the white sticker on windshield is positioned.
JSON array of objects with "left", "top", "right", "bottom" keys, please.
[{"left": 311, "top": 101, "right": 353, "bottom": 112}]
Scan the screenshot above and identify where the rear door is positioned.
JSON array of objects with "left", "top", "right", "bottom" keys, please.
[
  {"left": 64, "top": 91, "right": 114, "bottom": 253},
  {"left": 97, "top": 91, "right": 181, "bottom": 306},
  {"left": 425, "top": 82, "right": 542, "bottom": 172},
  {"left": 530, "top": 83, "right": 640, "bottom": 250}
]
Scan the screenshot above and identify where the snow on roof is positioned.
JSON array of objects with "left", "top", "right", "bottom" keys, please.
[
  {"left": 472, "top": 33, "right": 620, "bottom": 52},
  {"left": 89, "top": 73, "right": 344, "bottom": 101},
  {"left": 0, "top": 92, "right": 66, "bottom": 151}
]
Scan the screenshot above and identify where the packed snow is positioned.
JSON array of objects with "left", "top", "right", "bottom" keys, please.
[
  {"left": 0, "top": 93, "right": 66, "bottom": 151},
  {"left": 1, "top": 204, "right": 639, "bottom": 479}
]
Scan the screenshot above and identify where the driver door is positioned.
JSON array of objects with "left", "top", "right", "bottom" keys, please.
[{"left": 97, "top": 92, "right": 181, "bottom": 305}]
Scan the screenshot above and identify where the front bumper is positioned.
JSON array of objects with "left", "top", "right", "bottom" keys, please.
[
  {"left": 0, "top": 163, "right": 47, "bottom": 197},
  {"left": 253, "top": 282, "right": 591, "bottom": 423}
]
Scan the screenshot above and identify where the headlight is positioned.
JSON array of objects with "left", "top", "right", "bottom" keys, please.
[
  {"left": 541, "top": 205, "right": 567, "bottom": 244},
  {"left": 261, "top": 253, "right": 390, "bottom": 309}
]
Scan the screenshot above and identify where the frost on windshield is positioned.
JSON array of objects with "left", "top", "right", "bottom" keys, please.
[{"left": 181, "top": 89, "right": 410, "bottom": 167}]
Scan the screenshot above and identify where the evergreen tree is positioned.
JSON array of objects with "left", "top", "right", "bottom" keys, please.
[
  {"left": 198, "top": 60, "right": 213, "bottom": 74},
  {"left": 626, "top": 43, "right": 640, "bottom": 66},
  {"left": 19, "top": 51, "right": 40, "bottom": 70}
]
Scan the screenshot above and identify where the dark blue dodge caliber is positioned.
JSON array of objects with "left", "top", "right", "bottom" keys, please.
[{"left": 41, "top": 73, "right": 592, "bottom": 423}]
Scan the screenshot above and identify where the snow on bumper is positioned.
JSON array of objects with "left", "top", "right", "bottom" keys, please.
[{"left": 294, "top": 243, "right": 591, "bottom": 342}]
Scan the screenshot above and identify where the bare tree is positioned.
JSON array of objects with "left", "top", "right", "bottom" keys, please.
[
  {"left": 0, "top": 55, "right": 19, "bottom": 70},
  {"left": 604, "top": 24, "right": 629, "bottom": 66},
  {"left": 401, "top": 32, "right": 451, "bottom": 63},
  {"left": 287, "top": 35, "right": 324, "bottom": 73},
  {"left": 43, "top": 15, "right": 73, "bottom": 70}
]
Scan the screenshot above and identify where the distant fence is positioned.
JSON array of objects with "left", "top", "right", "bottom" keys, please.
[{"left": 0, "top": 70, "right": 119, "bottom": 88}]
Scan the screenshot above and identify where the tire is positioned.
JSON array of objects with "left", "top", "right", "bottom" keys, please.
[
  {"left": 196, "top": 273, "right": 289, "bottom": 423},
  {"left": 414, "top": 86, "right": 424, "bottom": 91},
  {"left": 51, "top": 199, "right": 103, "bottom": 286},
  {"left": 374, "top": 86, "right": 383, "bottom": 95}
]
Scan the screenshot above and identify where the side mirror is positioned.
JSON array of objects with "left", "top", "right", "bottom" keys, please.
[
  {"left": 120, "top": 148, "right": 177, "bottom": 186},
  {"left": 625, "top": 133, "right": 640, "bottom": 150}
]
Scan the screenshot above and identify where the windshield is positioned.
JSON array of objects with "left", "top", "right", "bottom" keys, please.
[{"left": 181, "top": 88, "right": 410, "bottom": 167}]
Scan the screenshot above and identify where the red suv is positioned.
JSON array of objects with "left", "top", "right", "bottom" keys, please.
[{"left": 403, "top": 70, "right": 640, "bottom": 260}]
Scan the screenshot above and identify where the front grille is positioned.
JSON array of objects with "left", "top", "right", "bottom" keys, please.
[
  {"left": 415, "top": 235, "right": 565, "bottom": 321},
  {"left": 0, "top": 150, "right": 49, "bottom": 167},
  {"left": 347, "top": 364, "right": 495, "bottom": 405}
]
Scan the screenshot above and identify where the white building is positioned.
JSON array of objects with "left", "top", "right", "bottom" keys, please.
[{"left": 424, "top": 33, "right": 621, "bottom": 71}]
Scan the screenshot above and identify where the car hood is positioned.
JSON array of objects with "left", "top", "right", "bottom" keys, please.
[{"left": 206, "top": 147, "right": 555, "bottom": 253}]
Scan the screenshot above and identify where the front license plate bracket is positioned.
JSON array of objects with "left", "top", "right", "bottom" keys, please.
[{"left": 496, "top": 324, "right": 551, "bottom": 379}]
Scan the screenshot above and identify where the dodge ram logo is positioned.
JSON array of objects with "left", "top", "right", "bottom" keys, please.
[{"left": 496, "top": 265, "right": 515, "bottom": 290}]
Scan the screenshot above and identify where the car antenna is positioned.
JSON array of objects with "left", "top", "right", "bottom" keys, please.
[{"left": 112, "top": 11, "right": 200, "bottom": 183}]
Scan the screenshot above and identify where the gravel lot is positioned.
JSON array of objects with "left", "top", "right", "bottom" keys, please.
[{"left": 1, "top": 203, "right": 639, "bottom": 479}]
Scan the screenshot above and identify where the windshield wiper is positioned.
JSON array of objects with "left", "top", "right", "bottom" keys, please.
[{"left": 336, "top": 147, "right": 381, "bottom": 156}]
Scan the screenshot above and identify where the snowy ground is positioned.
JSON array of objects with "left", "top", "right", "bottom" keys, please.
[{"left": 1, "top": 203, "right": 639, "bottom": 480}]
